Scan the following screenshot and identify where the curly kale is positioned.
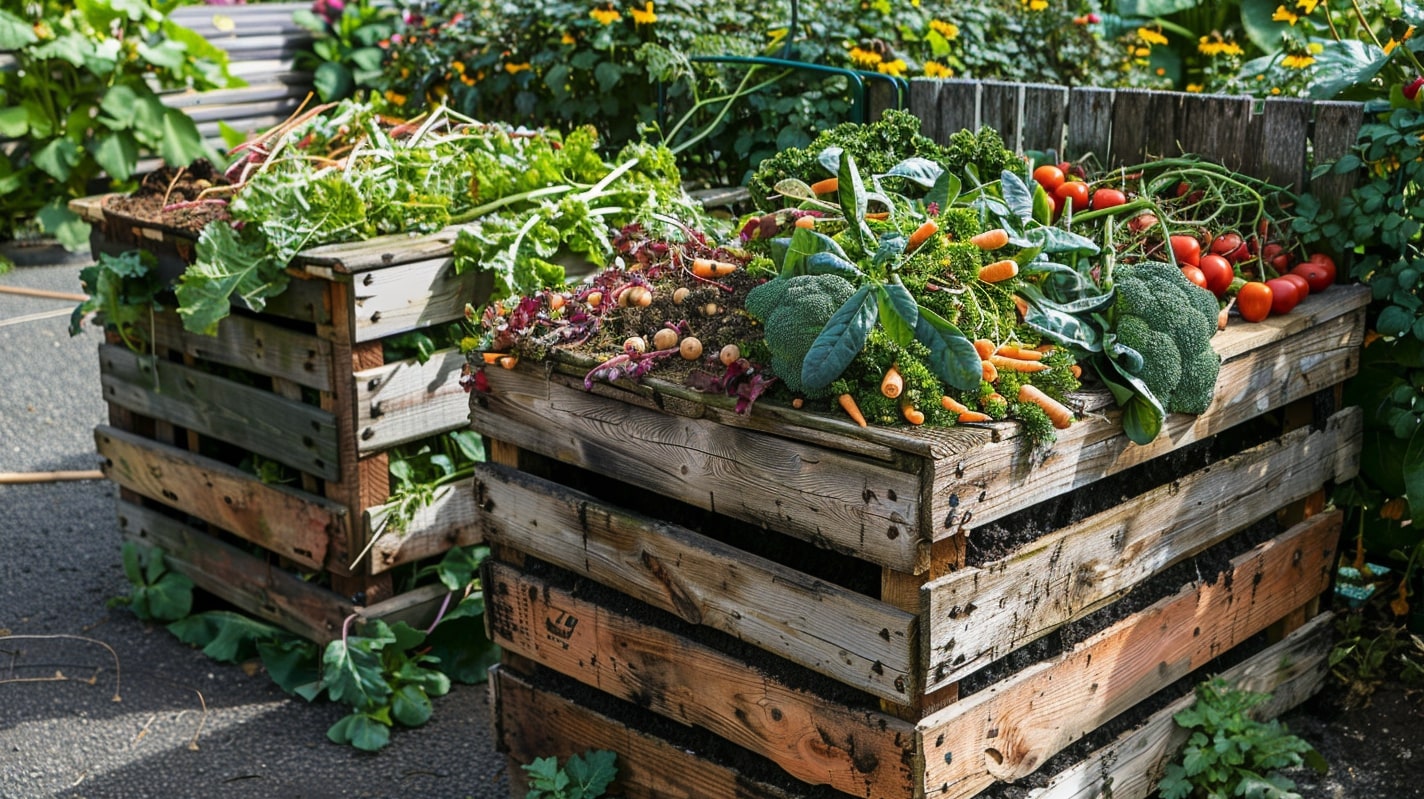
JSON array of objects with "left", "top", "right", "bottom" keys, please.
[
  {"left": 942, "top": 126, "right": 1021, "bottom": 183},
  {"left": 744, "top": 273, "right": 857, "bottom": 397},
  {"left": 1112, "top": 261, "right": 1221, "bottom": 414}
]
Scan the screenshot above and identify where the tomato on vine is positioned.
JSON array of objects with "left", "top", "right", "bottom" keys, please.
[
  {"left": 1054, "top": 181, "right": 1090, "bottom": 212},
  {"left": 1181, "top": 265, "right": 1209, "bottom": 291},
  {"left": 1197, "top": 254, "right": 1234, "bottom": 297},
  {"left": 1090, "top": 187, "right": 1126, "bottom": 210},
  {"left": 1266, "top": 277, "right": 1302, "bottom": 315},
  {"left": 1033, "top": 164, "right": 1066, "bottom": 193},
  {"left": 1170, "top": 235, "right": 1201, "bottom": 267},
  {"left": 1237, "top": 281, "right": 1273, "bottom": 322}
]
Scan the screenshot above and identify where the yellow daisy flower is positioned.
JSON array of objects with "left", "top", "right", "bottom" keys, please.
[
  {"left": 924, "top": 61, "right": 953, "bottom": 78},
  {"left": 878, "top": 58, "right": 908, "bottom": 77},
  {"left": 1282, "top": 53, "right": 1315, "bottom": 68},
  {"left": 1028, "top": 0, "right": 1048, "bottom": 10},
  {"left": 590, "top": 6, "right": 620, "bottom": 25},
  {"left": 504, "top": 61, "right": 532, "bottom": 74},
  {"left": 1295, "top": 0, "right": 1319, "bottom": 14},
  {"left": 1138, "top": 27, "right": 1169, "bottom": 46},
  {"left": 930, "top": 19, "right": 959, "bottom": 40},
  {"left": 848, "top": 46, "right": 883, "bottom": 68},
  {"left": 630, "top": 1, "right": 656, "bottom": 25},
  {"left": 561, "top": 32, "right": 576, "bottom": 45},
  {"left": 1186, "top": 83, "right": 1205, "bottom": 92},
  {"left": 1272, "top": 5, "right": 1299, "bottom": 25}
]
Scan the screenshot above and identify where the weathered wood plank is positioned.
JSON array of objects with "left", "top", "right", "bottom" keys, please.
[
  {"left": 1211, "top": 283, "right": 1368, "bottom": 360},
  {"left": 470, "top": 365, "right": 926, "bottom": 572},
  {"left": 935, "top": 79, "right": 981, "bottom": 141},
  {"left": 356, "top": 583, "right": 448, "bottom": 631},
  {"left": 908, "top": 78, "right": 943, "bottom": 143},
  {"left": 297, "top": 227, "right": 465, "bottom": 271},
  {"left": 1029, "top": 612, "right": 1335, "bottom": 799},
  {"left": 347, "top": 256, "right": 490, "bottom": 342},
  {"left": 354, "top": 347, "right": 471, "bottom": 452},
  {"left": 96, "top": 425, "right": 346, "bottom": 571},
  {"left": 1021, "top": 83, "right": 1069, "bottom": 157},
  {"left": 931, "top": 296, "right": 1366, "bottom": 539},
  {"left": 1108, "top": 89, "right": 1156, "bottom": 167},
  {"left": 364, "top": 476, "right": 483, "bottom": 574},
  {"left": 1065, "top": 87, "right": 1113, "bottom": 162},
  {"left": 980, "top": 81, "right": 1023, "bottom": 153},
  {"left": 146, "top": 308, "right": 334, "bottom": 392},
  {"left": 117, "top": 500, "right": 351, "bottom": 643},
  {"left": 918, "top": 511, "right": 1340, "bottom": 798},
  {"left": 1178, "top": 94, "right": 1254, "bottom": 173},
  {"left": 1258, "top": 97, "right": 1312, "bottom": 191},
  {"left": 483, "top": 561, "right": 918, "bottom": 799},
  {"left": 492, "top": 665, "right": 810, "bottom": 799},
  {"left": 1309, "top": 101, "right": 1366, "bottom": 211},
  {"left": 924, "top": 408, "right": 1360, "bottom": 690},
  {"left": 471, "top": 462, "right": 917, "bottom": 702},
  {"left": 98, "top": 344, "right": 341, "bottom": 481}
]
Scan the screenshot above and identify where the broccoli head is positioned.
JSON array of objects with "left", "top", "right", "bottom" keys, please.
[
  {"left": 1112, "top": 261, "right": 1221, "bottom": 414},
  {"left": 745, "top": 273, "right": 857, "bottom": 397}
]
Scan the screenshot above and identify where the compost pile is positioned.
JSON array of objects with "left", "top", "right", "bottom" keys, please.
[{"left": 472, "top": 111, "right": 1338, "bottom": 447}]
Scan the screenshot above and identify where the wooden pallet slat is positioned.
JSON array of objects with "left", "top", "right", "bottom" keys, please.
[
  {"left": 365, "top": 476, "right": 483, "bottom": 573},
  {"left": 354, "top": 347, "right": 472, "bottom": 453},
  {"left": 1020, "top": 83, "right": 1069, "bottom": 156},
  {"left": 147, "top": 309, "right": 334, "bottom": 392},
  {"left": 1065, "top": 87, "right": 1114, "bottom": 163}
]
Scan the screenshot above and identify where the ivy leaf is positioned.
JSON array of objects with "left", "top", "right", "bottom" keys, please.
[
  {"left": 176, "top": 222, "right": 288, "bottom": 334},
  {"left": 802, "top": 284, "right": 877, "bottom": 393},
  {"left": 914, "top": 306, "right": 982, "bottom": 391}
]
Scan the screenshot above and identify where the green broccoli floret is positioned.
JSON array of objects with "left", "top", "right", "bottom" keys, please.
[
  {"left": 942, "top": 126, "right": 1020, "bottom": 183},
  {"left": 745, "top": 273, "right": 857, "bottom": 397},
  {"left": 1112, "top": 261, "right": 1221, "bottom": 415}
]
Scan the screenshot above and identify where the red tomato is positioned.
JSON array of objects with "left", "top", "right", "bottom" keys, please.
[
  {"left": 1291, "top": 262, "right": 1332, "bottom": 293},
  {"left": 1197, "top": 254, "right": 1234, "bottom": 297},
  {"left": 1280, "top": 273, "right": 1311, "bottom": 302},
  {"left": 1054, "top": 181, "right": 1090, "bottom": 212},
  {"left": 1033, "top": 164, "right": 1066, "bottom": 193},
  {"left": 1266, "top": 277, "right": 1302, "bottom": 315},
  {"left": 1091, "top": 187, "right": 1126, "bottom": 210},
  {"left": 1237, "top": 281, "right": 1273, "bottom": 322},
  {"left": 1170, "top": 235, "right": 1202, "bottom": 267},
  {"left": 1210, "top": 231, "right": 1248, "bottom": 263},
  {"left": 1305, "top": 253, "right": 1337, "bottom": 286},
  {"left": 1181, "top": 265, "right": 1209, "bottom": 290}
]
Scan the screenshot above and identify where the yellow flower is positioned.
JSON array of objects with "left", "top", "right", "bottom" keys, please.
[
  {"left": 1308, "top": 42, "right": 1323, "bottom": 53},
  {"left": 1198, "top": 34, "right": 1244, "bottom": 57},
  {"left": 1385, "top": 37, "right": 1400, "bottom": 54},
  {"left": 1134, "top": 46, "right": 1151, "bottom": 57},
  {"left": 630, "top": 1, "right": 656, "bottom": 25},
  {"left": 590, "top": 6, "right": 620, "bottom": 25},
  {"left": 561, "top": 32, "right": 576, "bottom": 45},
  {"left": 924, "top": 61, "right": 953, "bottom": 78},
  {"left": 1138, "top": 27, "right": 1169, "bottom": 46},
  {"left": 877, "top": 58, "right": 908, "bottom": 77},
  {"left": 1028, "top": 0, "right": 1047, "bottom": 10},
  {"left": 504, "top": 61, "right": 532, "bottom": 74},
  {"left": 1282, "top": 53, "right": 1315, "bottom": 68},
  {"left": 1186, "top": 83, "right": 1205, "bottom": 92},
  {"left": 452, "top": 61, "right": 466, "bottom": 74},
  {"left": 1273, "top": 5, "right": 1298, "bottom": 24},
  {"left": 384, "top": 89, "right": 407, "bottom": 106},
  {"left": 848, "top": 46, "right": 883, "bottom": 68},
  {"left": 1271, "top": 86, "right": 1283, "bottom": 95},
  {"left": 930, "top": 19, "right": 959, "bottom": 40},
  {"left": 1295, "top": 0, "right": 1319, "bottom": 14}
]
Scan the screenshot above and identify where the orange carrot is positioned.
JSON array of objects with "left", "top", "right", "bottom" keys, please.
[
  {"left": 989, "top": 354, "right": 1049, "bottom": 373},
  {"left": 1013, "top": 295, "right": 1030, "bottom": 318},
  {"left": 958, "top": 410, "right": 993, "bottom": 423},
  {"left": 978, "top": 259, "right": 1020, "bottom": 283},
  {"left": 941, "top": 395, "right": 972, "bottom": 415},
  {"left": 481, "top": 352, "right": 504, "bottom": 365},
  {"left": 982, "top": 359, "right": 999, "bottom": 383},
  {"left": 547, "top": 293, "right": 566, "bottom": 311},
  {"left": 864, "top": 211, "right": 891, "bottom": 221},
  {"left": 973, "top": 338, "right": 996, "bottom": 359},
  {"left": 691, "top": 258, "right": 738, "bottom": 278},
  {"left": 1070, "top": 364, "right": 1083, "bottom": 379},
  {"left": 881, "top": 364, "right": 904, "bottom": 399},
  {"left": 970, "top": 228, "right": 1010, "bottom": 250},
  {"left": 994, "top": 343, "right": 1043, "bottom": 361},
  {"left": 986, "top": 392, "right": 1006, "bottom": 406},
  {"left": 1018, "top": 384, "right": 1074, "bottom": 429},
  {"left": 908, "top": 220, "right": 939, "bottom": 252},
  {"left": 498, "top": 355, "right": 519, "bottom": 370},
  {"left": 901, "top": 400, "right": 925, "bottom": 425},
  {"left": 810, "top": 177, "right": 839, "bottom": 195},
  {"left": 794, "top": 215, "right": 816, "bottom": 229},
  {"left": 1035, "top": 342, "right": 1056, "bottom": 353},
  {"left": 838, "top": 393, "right": 867, "bottom": 427}
]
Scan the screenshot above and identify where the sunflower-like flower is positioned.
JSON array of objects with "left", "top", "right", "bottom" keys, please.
[{"left": 590, "top": 6, "right": 620, "bottom": 25}]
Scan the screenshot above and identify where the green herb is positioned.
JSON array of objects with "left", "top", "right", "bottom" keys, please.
[
  {"left": 523, "top": 749, "right": 619, "bottom": 799},
  {"left": 111, "top": 542, "right": 194, "bottom": 622},
  {"left": 70, "top": 250, "right": 165, "bottom": 353},
  {"left": 292, "top": 0, "right": 394, "bottom": 102},
  {"left": 1158, "top": 678, "right": 1326, "bottom": 799}
]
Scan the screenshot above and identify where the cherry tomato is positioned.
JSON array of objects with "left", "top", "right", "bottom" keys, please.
[
  {"left": 1280, "top": 273, "right": 1311, "bottom": 302},
  {"left": 1181, "top": 265, "right": 1208, "bottom": 290},
  {"left": 1091, "top": 187, "right": 1126, "bottom": 210},
  {"left": 1170, "top": 235, "right": 1202, "bottom": 267},
  {"left": 1197, "top": 254, "right": 1234, "bottom": 297},
  {"left": 1266, "top": 277, "right": 1302, "bottom": 315},
  {"left": 1291, "top": 262, "right": 1332, "bottom": 293},
  {"left": 1210, "top": 232, "right": 1242, "bottom": 257},
  {"left": 1033, "top": 164, "right": 1066, "bottom": 193},
  {"left": 1054, "top": 181, "right": 1090, "bottom": 212},
  {"left": 1305, "top": 253, "right": 1336, "bottom": 286},
  {"left": 1237, "top": 281, "right": 1273, "bottom": 323}
]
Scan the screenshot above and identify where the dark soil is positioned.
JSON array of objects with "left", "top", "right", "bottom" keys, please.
[{"left": 102, "top": 161, "right": 231, "bottom": 236}]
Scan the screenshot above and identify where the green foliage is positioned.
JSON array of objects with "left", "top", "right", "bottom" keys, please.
[
  {"left": 293, "top": 0, "right": 395, "bottom": 102},
  {"left": 112, "top": 542, "right": 194, "bottom": 622},
  {"left": 69, "top": 250, "right": 165, "bottom": 352},
  {"left": 0, "top": 0, "right": 233, "bottom": 248},
  {"left": 380, "top": 430, "right": 487, "bottom": 536},
  {"left": 1158, "top": 678, "right": 1326, "bottom": 799},
  {"left": 523, "top": 749, "right": 619, "bottom": 799},
  {"left": 168, "top": 610, "right": 296, "bottom": 664},
  {"left": 1112, "top": 260, "right": 1222, "bottom": 414},
  {"left": 1329, "top": 605, "right": 1424, "bottom": 707},
  {"left": 745, "top": 272, "right": 857, "bottom": 397}
]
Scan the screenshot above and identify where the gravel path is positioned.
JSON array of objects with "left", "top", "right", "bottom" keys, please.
[{"left": 1, "top": 261, "right": 508, "bottom": 799}]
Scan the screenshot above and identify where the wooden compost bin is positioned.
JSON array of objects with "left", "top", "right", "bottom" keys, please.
[
  {"left": 72, "top": 197, "right": 492, "bottom": 642},
  {"left": 470, "top": 82, "right": 1370, "bottom": 798}
]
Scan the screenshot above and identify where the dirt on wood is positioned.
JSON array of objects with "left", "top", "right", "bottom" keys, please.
[{"left": 101, "top": 161, "right": 232, "bottom": 236}]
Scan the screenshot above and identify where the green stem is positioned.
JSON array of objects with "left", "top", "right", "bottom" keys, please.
[
  {"left": 1068, "top": 197, "right": 1157, "bottom": 227},
  {"left": 449, "top": 183, "right": 573, "bottom": 223},
  {"left": 1347, "top": 0, "right": 1384, "bottom": 49},
  {"left": 669, "top": 67, "right": 792, "bottom": 156}
]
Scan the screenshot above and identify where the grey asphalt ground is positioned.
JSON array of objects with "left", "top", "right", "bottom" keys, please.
[{"left": 1, "top": 258, "right": 509, "bottom": 799}]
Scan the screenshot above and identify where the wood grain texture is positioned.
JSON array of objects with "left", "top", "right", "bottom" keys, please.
[
  {"left": 1065, "top": 87, "right": 1113, "bottom": 162},
  {"left": 918, "top": 512, "right": 1340, "bottom": 798},
  {"left": 1309, "top": 101, "right": 1366, "bottom": 209},
  {"left": 1107, "top": 89, "right": 1156, "bottom": 167},
  {"left": 364, "top": 476, "right": 483, "bottom": 574},
  {"left": 471, "top": 462, "right": 917, "bottom": 702},
  {"left": 923, "top": 408, "right": 1360, "bottom": 690},
  {"left": 470, "top": 366, "right": 926, "bottom": 571},
  {"left": 1030, "top": 612, "right": 1334, "bottom": 799},
  {"left": 1258, "top": 97, "right": 1311, "bottom": 192},
  {"left": 98, "top": 344, "right": 341, "bottom": 481},
  {"left": 930, "top": 295, "right": 1366, "bottom": 540},
  {"left": 908, "top": 79, "right": 943, "bottom": 143},
  {"left": 354, "top": 347, "right": 471, "bottom": 453},
  {"left": 118, "top": 500, "right": 352, "bottom": 643},
  {"left": 979, "top": 81, "right": 1022, "bottom": 153},
  {"left": 935, "top": 79, "right": 981, "bottom": 141},
  {"left": 96, "top": 425, "right": 347, "bottom": 571},
  {"left": 1020, "top": 84, "right": 1069, "bottom": 156},
  {"left": 348, "top": 256, "right": 492, "bottom": 342},
  {"left": 146, "top": 309, "right": 334, "bottom": 391},
  {"left": 1178, "top": 94, "right": 1254, "bottom": 172},
  {"left": 483, "top": 561, "right": 917, "bottom": 799},
  {"left": 492, "top": 666, "right": 809, "bottom": 799}
]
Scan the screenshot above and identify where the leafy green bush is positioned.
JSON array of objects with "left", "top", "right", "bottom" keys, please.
[
  {"left": 523, "top": 749, "right": 618, "bottom": 799},
  {"left": 0, "top": 0, "right": 236, "bottom": 248},
  {"left": 293, "top": 0, "right": 394, "bottom": 102}
]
